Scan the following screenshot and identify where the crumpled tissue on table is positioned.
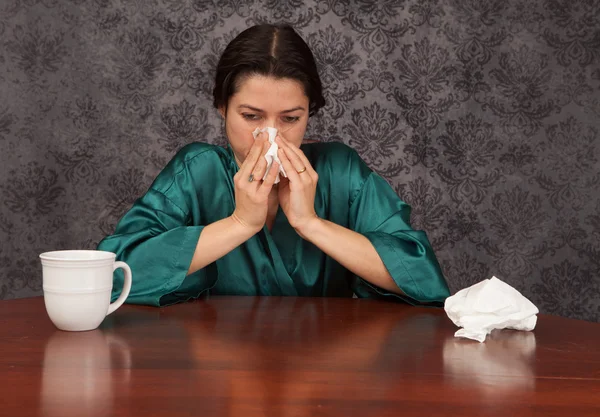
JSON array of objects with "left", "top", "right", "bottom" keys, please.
[
  {"left": 444, "top": 276, "right": 539, "bottom": 342},
  {"left": 252, "top": 127, "right": 287, "bottom": 184}
]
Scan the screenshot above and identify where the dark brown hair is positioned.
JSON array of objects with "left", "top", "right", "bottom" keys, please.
[{"left": 212, "top": 24, "right": 325, "bottom": 116}]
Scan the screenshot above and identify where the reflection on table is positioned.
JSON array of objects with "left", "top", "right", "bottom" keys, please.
[
  {"left": 1, "top": 296, "right": 599, "bottom": 417},
  {"left": 41, "top": 330, "right": 131, "bottom": 417}
]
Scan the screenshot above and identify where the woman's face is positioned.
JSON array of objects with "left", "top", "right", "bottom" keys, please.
[{"left": 220, "top": 75, "right": 309, "bottom": 166}]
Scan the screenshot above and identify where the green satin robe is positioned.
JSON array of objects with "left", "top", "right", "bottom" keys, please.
[{"left": 97, "top": 141, "right": 450, "bottom": 307}]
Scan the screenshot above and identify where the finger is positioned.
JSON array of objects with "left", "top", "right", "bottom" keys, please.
[
  {"left": 251, "top": 141, "right": 270, "bottom": 182},
  {"left": 277, "top": 147, "right": 303, "bottom": 184},
  {"left": 261, "top": 137, "right": 271, "bottom": 157},
  {"left": 275, "top": 133, "right": 297, "bottom": 152},
  {"left": 259, "top": 161, "right": 280, "bottom": 193},
  {"left": 239, "top": 136, "right": 267, "bottom": 176},
  {"left": 276, "top": 139, "right": 306, "bottom": 175},
  {"left": 276, "top": 133, "right": 302, "bottom": 153},
  {"left": 277, "top": 139, "right": 318, "bottom": 183},
  {"left": 276, "top": 135, "right": 314, "bottom": 175}
]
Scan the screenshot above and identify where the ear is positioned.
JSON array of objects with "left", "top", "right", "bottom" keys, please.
[{"left": 218, "top": 106, "right": 226, "bottom": 118}]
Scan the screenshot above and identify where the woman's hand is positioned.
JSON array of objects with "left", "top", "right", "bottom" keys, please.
[
  {"left": 276, "top": 134, "right": 319, "bottom": 236},
  {"left": 231, "top": 135, "right": 280, "bottom": 232}
]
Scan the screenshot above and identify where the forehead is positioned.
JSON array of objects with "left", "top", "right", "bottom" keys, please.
[{"left": 230, "top": 75, "right": 308, "bottom": 110}]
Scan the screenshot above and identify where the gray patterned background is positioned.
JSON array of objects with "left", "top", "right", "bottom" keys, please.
[{"left": 1, "top": 0, "right": 600, "bottom": 321}]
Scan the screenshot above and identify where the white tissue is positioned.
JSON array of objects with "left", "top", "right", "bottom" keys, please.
[
  {"left": 444, "top": 276, "right": 539, "bottom": 343},
  {"left": 252, "top": 127, "right": 287, "bottom": 184}
]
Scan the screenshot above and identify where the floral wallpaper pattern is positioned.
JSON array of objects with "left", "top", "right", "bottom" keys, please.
[{"left": 1, "top": 0, "right": 600, "bottom": 321}]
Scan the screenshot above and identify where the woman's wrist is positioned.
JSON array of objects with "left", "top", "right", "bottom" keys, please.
[
  {"left": 293, "top": 215, "right": 324, "bottom": 241},
  {"left": 229, "top": 212, "right": 263, "bottom": 235}
]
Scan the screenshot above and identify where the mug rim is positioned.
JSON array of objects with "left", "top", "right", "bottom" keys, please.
[{"left": 39, "top": 250, "right": 116, "bottom": 262}]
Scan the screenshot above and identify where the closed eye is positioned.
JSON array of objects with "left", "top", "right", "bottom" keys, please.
[{"left": 242, "top": 113, "right": 261, "bottom": 121}]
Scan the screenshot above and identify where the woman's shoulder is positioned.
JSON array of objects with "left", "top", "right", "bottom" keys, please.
[
  {"left": 151, "top": 141, "right": 232, "bottom": 194},
  {"left": 171, "top": 141, "right": 228, "bottom": 165},
  {"left": 302, "top": 140, "right": 356, "bottom": 157},
  {"left": 160, "top": 142, "right": 230, "bottom": 172},
  {"left": 301, "top": 141, "right": 374, "bottom": 201}
]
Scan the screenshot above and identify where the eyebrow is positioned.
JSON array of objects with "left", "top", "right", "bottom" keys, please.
[{"left": 238, "top": 104, "right": 306, "bottom": 113}]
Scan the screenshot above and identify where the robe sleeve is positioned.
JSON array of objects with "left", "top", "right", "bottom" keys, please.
[
  {"left": 97, "top": 144, "right": 220, "bottom": 307},
  {"left": 347, "top": 161, "right": 450, "bottom": 306}
]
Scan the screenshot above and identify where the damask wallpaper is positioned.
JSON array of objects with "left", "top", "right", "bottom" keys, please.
[{"left": 1, "top": 0, "right": 599, "bottom": 321}]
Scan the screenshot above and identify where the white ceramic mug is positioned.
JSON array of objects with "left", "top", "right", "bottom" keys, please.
[{"left": 39, "top": 250, "right": 132, "bottom": 331}]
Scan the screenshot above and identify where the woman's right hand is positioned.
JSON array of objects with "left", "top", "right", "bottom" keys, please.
[{"left": 231, "top": 136, "right": 280, "bottom": 232}]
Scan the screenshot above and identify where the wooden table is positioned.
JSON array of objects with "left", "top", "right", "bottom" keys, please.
[{"left": 1, "top": 296, "right": 599, "bottom": 416}]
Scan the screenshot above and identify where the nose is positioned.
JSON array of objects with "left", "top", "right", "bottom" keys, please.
[
  {"left": 264, "top": 117, "right": 277, "bottom": 129},
  {"left": 262, "top": 117, "right": 293, "bottom": 133}
]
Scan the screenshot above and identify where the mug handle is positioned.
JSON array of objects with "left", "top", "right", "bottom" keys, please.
[{"left": 107, "top": 261, "right": 132, "bottom": 315}]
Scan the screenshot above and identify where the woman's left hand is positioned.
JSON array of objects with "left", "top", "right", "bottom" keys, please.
[{"left": 275, "top": 135, "right": 319, "bottom": 235}]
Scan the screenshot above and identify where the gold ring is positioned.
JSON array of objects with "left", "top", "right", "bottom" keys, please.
[{"left": 297, "top": 167, "right": 307, "bottom": 174}]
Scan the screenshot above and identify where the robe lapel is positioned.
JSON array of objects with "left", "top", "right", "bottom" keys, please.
[{"left": 260, "top": 209, "right": 298, "bottom": 296}]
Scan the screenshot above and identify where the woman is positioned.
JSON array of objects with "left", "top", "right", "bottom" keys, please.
[{"left": 97, "top": 24, "right": 450, "bottom": 307}]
